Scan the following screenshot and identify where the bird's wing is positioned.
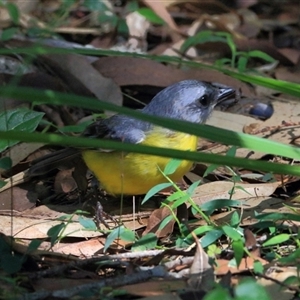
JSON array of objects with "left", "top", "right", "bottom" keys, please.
[
  {"left": 28, "top": 115, "right": 148, "bottom": 176},
  {"left": 83, "top": 115, "right": 148, "bottom": 146}
]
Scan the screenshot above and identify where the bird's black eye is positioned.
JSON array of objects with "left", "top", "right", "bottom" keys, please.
[{"left": 198, "top": 94, "right": 209, "bottom": 107}]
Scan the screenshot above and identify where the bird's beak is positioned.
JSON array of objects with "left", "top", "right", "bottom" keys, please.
[{"left": 213, "top": 83, "right": 238, "bottom": 105}]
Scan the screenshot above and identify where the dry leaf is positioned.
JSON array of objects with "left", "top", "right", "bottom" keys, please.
[
  {"left": 187, "top": 234, "right": 214, "bottom": 292},
  {"left": 191, "top": 181, "right": 279, "bottom": 207},
  {"left": 142, "top": 0, "right": 180, "bottom": 32},
  {"left": 41, "top": 53, "right": 123, "bottom": 107},
  {"left": 143, "top": 206, "right": 175, "bottom": 238}
]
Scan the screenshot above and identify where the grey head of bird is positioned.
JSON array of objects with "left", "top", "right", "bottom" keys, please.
[
  {"left": 143, "top": 80, "right": 236, "bottom": 124},
  {"left": 82, "top": 80, "right": 237, "bottom": 145}
]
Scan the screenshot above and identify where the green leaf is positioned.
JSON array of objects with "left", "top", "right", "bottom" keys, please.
[
  {"left": 164, "top": 158, "right": 182, "bottom": 175},
  {"left": 0, "top": 108, "right": 44, "bottom": 152},
  {"left": 98, "top": 13, "right": 118, "bottom": 27},
  {"left": 167, "top": 190, "right": 185, "bottom": 201},
  {"left": 6, "top": 3, "right": 19, "bottom": 24},
  {"left": 126, "top": 0, "right": 139, "bottom": 12},
  {"left": 230, "top": 211, "right": 240, "bottom": 227},
  {"left": 187, "top": 180, "right": 201, "bottom": 196},
  {"left": 0, "top": 157, "right": 12, "bottom": 170},
  {"left": 247, "top": 50, "right": 276, "bottom": 62},
  {"left": 157, "top": 215, "right": 173, "bottom": 231},
  {"left": 262, "top": 233, "right": 290, "bottom": 247},
  {"left": 27, "top": 240, "right": 43, "bottom": 253},
  {"left": 117, "top": 18, "right": 129, "bottom": 35},
  {"left": 136, "top": 8, "right": 164, "bottom": 25},
  {"left": 201, "top": 229, "right": 223, "bottom": 248},
  {"left": 58, "top": 121, "right": 92, "bottom": 133},
  {"left": 256, "top": 212, "right": 300, "bottom": 222},
  {"left": 232, "top": 240, "right": 244, "bottom": 267},
  {"left": 170, "top": 193, "right": 190, "bottom": 209},
  {"left": 47, "top": 223, "right": 65, "bottom": 246},
  {"left": 253, "top": 260, "right": 264, "bottom": 274},
  {"left": 131, "top": 233, "right": 157, "bottom": 251},
  {"left": 235, "top": 279, "right": 271, "bottom": 300},
  {"left": 215, "top": 58, "right": 232, "bottom": 68},
  {"left": 104, "top": 226, "right": 135, "bottom": 252},
  {"left": 204, "top": 286, "right": 232, "bottom": 300},
  {"left": 279, "top": 248, "right": 300, "bottom": 264},
  {"left": 237, "top": 56, "right": 248, "bottom": 73},
  {"left": 0, "top": 181, "right": 7, "bottom": 188},
  {"left": 178, "top": 225, "right": 214, "bottom": 247},
  {"left": 222, "top": 225, "right": 242, "bottom": 241},
  {"left": 282, "top": 276, "right": 299, "bottom": 286},
  {"left": 1, "top": 27, "right": 19, "bottom": 41},
  {"left": 83, "top": 0, "right": 108, "bottom": 10},
  {"left": 0, "top": 253, "right": 23, "bottom": 274},
  {"left": 120, "top": 229, "right": 135, "bottom": 242},
  {"left": 203, "top": 164, "right": 219, "bottom": 177},
  {"left": 226, "top": 146, "right": 237, "bottom": 157},
  {"left": 79, "top": 216, "right": 97, "bottom": 230},
  {"left": 200, "top": 199, "right": 242, "bottom": 214},
  {"left": 142, "top": 182, "right": 172, "bottom": 204},
  {"left": 181, "top": 30, "right": 228, "bottom": 53}
]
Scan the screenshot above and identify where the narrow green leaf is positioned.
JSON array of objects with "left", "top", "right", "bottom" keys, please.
[
  {"left": 58, "top": 121, "right": 92, "bottom": 133},
  {"left": 200, "top": 199, "right": 242, "bottom": 212},
  {"left": 0, "top": 157, "right": 12, "bottom": 170},
  {"left": 78, "top": 216, "right": 97, "bottom": 230},
  {"left": 119, "top": 229, "right": 135, "bottom": 242},
  {"left": 253, "top": 260, "right": 264, "bottom": 274},
  {"left": 247, "top": 50, "right": 276, "bottom": 62},
  {"left": 104, "top": 226, "right": 135, "bottom": 252},
  {"left": 222, "top": 225, "right": 242, "bottom": 241},
  {"left": 232, "top": 240, "right": 244, "bottom": 268},
  {"left": 167, "top": 190, "right": 184, "bottom": 201},
  {"left": 201, "top": 229, "right": 223, "bottom": 248},
  {"left": 83, "top": 0, "right": 108, "bottom": 10},
  {"left": 170, "top": 193, "right": 190, "bottom": 208},
  {"left": 181, "top": 30, "right": 228, "bottom": 53},
  {"left": 230, "top": 211, "right": 240, "bottom": 227},
  {"left": 1, "top": 27, "right": 18, "bottom": 41},
  {"left": 131, "top": 233, "right": 157, "bottom": 251},
  {"left": 203, "top": 164, "right": 219, "bottom": 177},
  {"left": 237, "top": 56, "right": 248, "bottom": 73},
  {"left": 157, "top": 215, "right": 173, "bottom": 231},
  {"left": 226, "top": 146, "right": 237, "bottom": 157},
  {"left": 263, "top": 233, "right": 290, "bottom": 247},
  {"left": 164, "top": 158, "right": 182, "bottom": 175},
  {"left": 126, "top": 0, "right": 139, "bottom": 12},
  {"left": 256, "top": 213, "right": 300, "bottom": 222},
  {"left": 142, "top": 183, "right": 172, "bottom": 204},
  {"left": 136, "top": 8, "right": 165, "bottom": 25},
  {"left": 177, "top": 225, "right": 213, "bottom": 247},
  {"left": 282, "top": 276, "right": 299, "bottom": 286},
  {"left": 6, "top": 3, "right": 19, "bottom": 24},
  {"left": 47, "top": 223, "right": 65, "bottom": 246},
  {"left": 104, "top": 226, "right": 123, "bottom": 252},
  {"left": 187, "top": 180, "right": 201, "bottom": 196},
  {"left": 27, "top": 240, "right": 43, "bottom": 253}
]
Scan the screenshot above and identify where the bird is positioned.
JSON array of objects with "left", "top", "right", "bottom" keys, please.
[{"left": 29, "top": 80, "right": 236, "bottom": 196}]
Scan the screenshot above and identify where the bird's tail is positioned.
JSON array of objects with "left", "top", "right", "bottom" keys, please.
[{"left": 28, "top": 148, "right": 81, "bottom": 176}]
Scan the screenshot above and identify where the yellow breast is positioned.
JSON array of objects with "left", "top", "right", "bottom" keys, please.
[{"left": 82, "top": 129, "right": 198, "bottom": 195}]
